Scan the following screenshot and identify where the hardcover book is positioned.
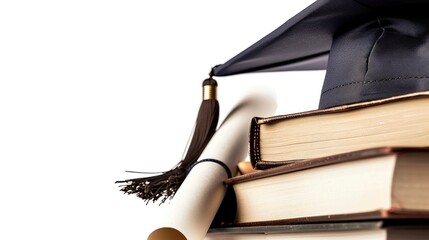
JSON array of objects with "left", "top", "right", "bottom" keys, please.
[
  {"left": 225, "top": 147, "right": 429, "bottom": 226},
  {"left": 206, "top": 221, "right": 429, "bottom": 240},
  {"left": 249, "top": 92, "right": 429, "bottom": 169}
]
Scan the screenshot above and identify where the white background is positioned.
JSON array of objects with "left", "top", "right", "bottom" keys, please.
[{"left": 0, "top": 1, "right": 323, "bottom": 239}]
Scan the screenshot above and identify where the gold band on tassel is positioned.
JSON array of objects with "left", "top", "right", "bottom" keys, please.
[{"left": 203, "top": 85, "right": 217, "bottom": 100}]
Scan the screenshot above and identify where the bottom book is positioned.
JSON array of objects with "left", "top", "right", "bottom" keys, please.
[{"left": 205, "top": 221, "right": 429, "bottom": 240}]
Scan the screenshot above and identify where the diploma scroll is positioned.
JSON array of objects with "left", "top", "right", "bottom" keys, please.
[{"left": 147, "top": 90, "right": 277, "bottom": 240}]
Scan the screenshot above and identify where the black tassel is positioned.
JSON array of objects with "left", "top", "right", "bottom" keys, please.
[{"left": 116, "top": 69, "right": 219, "bottom": 204}]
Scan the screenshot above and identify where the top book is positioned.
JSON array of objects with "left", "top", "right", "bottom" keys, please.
[{"left": 250, "top": 91, "right": 429, "bottom": 169}]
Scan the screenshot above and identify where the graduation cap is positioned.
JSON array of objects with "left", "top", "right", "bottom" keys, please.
[
  {"left": 118, "top": 0, "right": 429, "bottom": 202},
  {"left": 214, "top": 0, "right": 429, "bottom": 109}
]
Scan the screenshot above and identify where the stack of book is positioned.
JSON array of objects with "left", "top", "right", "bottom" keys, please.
[{"left": 205, "top": 91, "right": 429, "bottom": 239}]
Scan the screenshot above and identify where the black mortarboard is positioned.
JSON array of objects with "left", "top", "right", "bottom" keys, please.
[{"left": 213, "top": 0, "right": 429, "bottom": 109}]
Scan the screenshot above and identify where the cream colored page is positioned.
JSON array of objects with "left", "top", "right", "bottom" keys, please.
[{"left": 147, "top": 90, "right": 277, "bottom": 240}]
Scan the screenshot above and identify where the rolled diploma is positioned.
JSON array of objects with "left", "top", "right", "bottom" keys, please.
[{"left": 147, "top": 91, "right": 276, "bottom": 240}]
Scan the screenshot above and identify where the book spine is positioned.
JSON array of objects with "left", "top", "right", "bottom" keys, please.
[{"left": 249, "top": 117, "right": 261, "bottom": 167}]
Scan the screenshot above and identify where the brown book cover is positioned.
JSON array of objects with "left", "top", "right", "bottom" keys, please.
[
  {"left": 230, "top": 147, "right": 428, "bottom": 184},
  {"left": 230, "top": 210, "right": 429, "bottom": 227}
]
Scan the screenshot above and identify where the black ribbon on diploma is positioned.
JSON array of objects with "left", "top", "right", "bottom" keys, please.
[{"left": 187, "top": 158, "right": 232, "bottom": 179}]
